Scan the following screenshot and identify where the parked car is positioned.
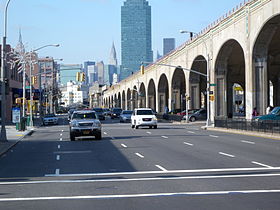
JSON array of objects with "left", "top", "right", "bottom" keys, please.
[
  {"left": 69, "top": 110, "right": 102, "bottom": 141},
  {"left": 103, "top": 108, "right": 111, "bottom": 116},
  {"left": 131, "top": 108, "right": 157, "bottom": 129},
  {"left": 120, "top": 110, "right": 133, "bottom": 123},
  {"left": 254, "top": 106, "right": 280, "bottom": 121},
  {"left": 43, "top": 113, "right": 58, "bottom": 125},
  {"left": 68, "top": 109, "right": 76, "bottom": 121},
  {"left": 183, "top": 109, "right": 207, "bottom": 122},
  {"left": 111, "top": 108, "right": 123, "bottom": 119},
  {"left": 177, "top": 109, "right": 200, "bottom": 117},
  {"left": 92, "top": 107, "right": 105, "bottom": 120}
]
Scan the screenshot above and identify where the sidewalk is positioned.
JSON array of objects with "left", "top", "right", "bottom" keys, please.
[{"left": 0, "top": 125, "right": 35, "bottom": 157}]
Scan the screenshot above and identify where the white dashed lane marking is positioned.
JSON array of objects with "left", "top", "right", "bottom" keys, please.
[
  {"left": 135, "top": 153, "right": 144, "bottom": 158},
  {"left": 241, "top": 140, "right": 255, "bottom": 145},
  {"left": 210, "top": 135, "right": 219, "bottom": 138},
  {"left": 219, "top": 152, "right": 235, "bottom": 158},
  {"left": 161, "top": 136, "right": 168, "bottom": 139},
  {"left": 251, "top": 161, "right": 273, "bottom": 168},
  {"left": 155, "top": 165, "right": 168, "bottom": 171},
  {"left": 121, "top": 144, "right": 127, "bottom": 148},
  {"left": 184, "top": 142, "right": 194, "bottom": 146},
  {"left": 188, "top": 131, "right": 195, "bottom": 134},
  {"left": 56, "top": 155, "right": 60, "bottom": 161}
]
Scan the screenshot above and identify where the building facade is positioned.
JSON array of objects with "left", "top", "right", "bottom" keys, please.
[
  {"left": 120, "top": 0, "right": 153, "bottom": 81},
  {"left": 163, "top": 38, "right": 175, "bottom": 56},
  {"left": 59, "top": 64, "right": 83, "bottom": 86}
]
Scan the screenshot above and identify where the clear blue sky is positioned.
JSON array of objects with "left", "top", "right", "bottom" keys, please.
[{"left": 0, "top": 0, "right": 244, "bottom": 65}]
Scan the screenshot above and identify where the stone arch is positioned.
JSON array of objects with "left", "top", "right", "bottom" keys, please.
[
  {"left": 127, "top": 88, "right": 131, "bottom": 110},
  {"left": 148, "top": 79, "right": 156, "bottom": 111},
  {"left": 122, "top": 90, "right": 126, "bottom": 110},
  {"left": 158, "top": 74, "right": 169, "bottom": 113},
  {"left": 190, "top": 56, "right": 207, "bottom": 110},
  {"left": 132, "top": 85, "right": 138, "bottom": 109},
  {"left": 171, "top": 68, "right": 186, "bottom": 113},
  {"left": 253, "top": 14, "right": 280, "bottom": 114},
  {"left": 139, "top": 83, "right": 146, "bottom": 108},
  {"left": 215, "top": 39, "right": 246, "bottom": 117}
]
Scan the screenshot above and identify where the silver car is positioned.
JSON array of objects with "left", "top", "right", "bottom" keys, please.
[
  {"left": 69, "top": 110, "right": 102, "bottom": 141},
  {"left": 120, "top": 110, "right": 133, "bottom": 123},
  {"left": 43, "top": 113, "right": 58, "bottom": 125}
]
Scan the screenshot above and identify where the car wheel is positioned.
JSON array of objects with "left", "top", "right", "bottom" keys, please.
[
  {"left": 149, "top": 126, "right": 152, "bottom": 129},
  {"left": 190, "top": 116, "right": 196, "bottom": 122},
  {"left": 70, "top": 133, "right": 75, "bottom": 141},
  {"left": 95, "top": 132, "right": 102, "bottom": 140},
  {"left": 135, "top": 125, "right": 139, "bottom": 129},
  {"left": 131, "top": 124, "right": 135, "bottom": 128},
  {"left": 154, "top": 125, "right": 157, "bottom": 129}
]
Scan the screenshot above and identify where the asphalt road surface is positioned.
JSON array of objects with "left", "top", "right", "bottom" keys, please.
[{"left": 0, "top": 115, "right": 279, "bottom": 210}]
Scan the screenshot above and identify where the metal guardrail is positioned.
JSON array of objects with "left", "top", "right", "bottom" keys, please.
[{"left": 214, "top": 117, "right": 280, "bottom": 134}]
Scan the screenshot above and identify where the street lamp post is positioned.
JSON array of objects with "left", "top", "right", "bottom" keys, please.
[
  {"left": 1, "top": 0, "right": 12, "bottom": 142},
  {"left": 180, "top": 30, "right": 211, "bottom": 127}
]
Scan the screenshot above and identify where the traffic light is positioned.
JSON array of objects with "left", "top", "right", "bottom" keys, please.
[
  {"left": 31, "top": 76, "right": 37, "bottom": 85},
  {"left": 140, "top": 65, "right": 144, "bottom": 75},
  {"left": 81, "top": 72, "right": 86, "bottom": 82},
  {"left": 76, "top": 72, "right": 81, "bottom": 81}
]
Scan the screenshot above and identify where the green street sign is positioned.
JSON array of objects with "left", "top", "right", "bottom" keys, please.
[{"left": 210, "top": 84, "right": 217, "bottom": 87}]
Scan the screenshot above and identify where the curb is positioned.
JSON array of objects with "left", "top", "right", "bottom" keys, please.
[
  {"left": 206, "top": 127, "right": 280, "bottom": 140},
  {"left": 0, "top": 129, "right": 35, "bottom": 157}
]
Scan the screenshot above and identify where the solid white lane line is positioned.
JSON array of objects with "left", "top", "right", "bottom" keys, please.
[
  {"left": 210, "top": 135, "right": 219, "bottom": 138},
  {"left": 219, "top": 152, "right": 235, "bottom": 158},
  {"left": 155, "top": 165, "right": 168, "bottom": 171},
  {"left": 241, "top": 140, "right": 255, "bottom": 145},
  {"left": 161, "top": 136, "right": 168, "bottom": 139},
  {"left": 55, "top": 169, "right": 60, "bottom": 175},
  {"left": 56, "top": 155, "right": 60, "bottom": 161},
  {"left": 45, "top": 167, "right": 280, "bottom": 177},
  {"left": 121, "top": 144, "right": 127, "bottom": 148},
  {"left": 1, "top": 190, "right": 280, "bottom": 201},
  {"left": 188, "top": 131, "right": 195, "bottom": 134},
  {"left": 57, "top": 145, "right": 61, "bottom": 149},
  {"left": 54, "top": 151, "right": 92, "bottom": 154},
  {"left": 184, "top": 142, "right": 194, "bottom": 146},
  {"left": 135, "top": 153, "right": 144, "bottom": 158},
  {"left": 146, "top": 132, "right": 151, "bottom": 134},
  {"left": 5, "top": 173, "right": 280, "bottom": 186},
  {"left": 251, "top": 161, "right": 273, "bottom": 168}
]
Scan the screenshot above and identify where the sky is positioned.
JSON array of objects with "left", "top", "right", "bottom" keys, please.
[{"left": 0, "top": 0, "right": 245, "bottom": 65}]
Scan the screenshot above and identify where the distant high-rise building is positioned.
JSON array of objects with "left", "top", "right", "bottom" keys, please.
[
  {"left": 156, "top": 50, "right": 162, "bottom": 60},
  {"left": 109, "top": 42, "right": 118, "bottom": 66},
  {"left": 59, "top": 64, "right": 83, "bottom": 86},
  {"left": 96, "top": 61, "right": 104, "bottom": 84},
  {"left": 163, "top": 38, "right": 175, "bottom": 55},
  {"left": 84, "top": 61, "right": 95, "bottom": 85},
  {"left": 121, "top": 0, "right": 153, "bottom": 81}
]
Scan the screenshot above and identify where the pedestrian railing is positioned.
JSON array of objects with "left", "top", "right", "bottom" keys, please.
[{"left": 214, "top": 117, "right": 280, "bottom": 134}]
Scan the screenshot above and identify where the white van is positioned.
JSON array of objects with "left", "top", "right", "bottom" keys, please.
[{"left": 131, "top": 108, "right": 158, "bottom": 129}]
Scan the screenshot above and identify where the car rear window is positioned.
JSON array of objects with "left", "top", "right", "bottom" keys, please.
[
  {"left": 123, "top": 111, "right": 133, "bottom": 114},
  {"left": 137, "top": 110, "right": 153, "bottom": 115},
  {"left": 72, "top": 112, "right": 97, "bottom": 119}
]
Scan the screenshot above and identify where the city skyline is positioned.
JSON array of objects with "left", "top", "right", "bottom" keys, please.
[{"left": 1, "top": 0, "right": 245, "bottom": 64}]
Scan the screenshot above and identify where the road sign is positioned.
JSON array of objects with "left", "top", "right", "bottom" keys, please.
[
  {"left": 210, "top": 84, "right": 217, "bottom": 87},
  {"left": 12, "top": 107, "right": 21, "bottom": 123}
]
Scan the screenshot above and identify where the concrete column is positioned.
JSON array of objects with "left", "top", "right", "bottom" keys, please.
[
  {"left": 168, "top": 84, "right": 172, "bottom": 112},
  {"left": 255, "top": 57, "right": 268, "bottom": 115}
]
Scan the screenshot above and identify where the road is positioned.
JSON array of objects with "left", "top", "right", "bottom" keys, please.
[{"left": 0, "top": 115, "right": 279, "bottom": 209}]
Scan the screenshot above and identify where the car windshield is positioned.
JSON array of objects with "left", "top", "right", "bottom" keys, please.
[
  {"left": 137, "top": 110, "right": 153, "bottom": 115},
  {"left": 271, "top": 107, "right": 280, "bottom": 115},
  {"left": 72, "top": 112, "right": 96, "bottom": 119},
  {"left": 122, "top": 111, "right": 133, "bottom": 115},
  {"left": 113, "top": 109, "right": 122, "bottom": 113},
  {"left": 93, "top": 108, "right": 103, "bottom": 113}
]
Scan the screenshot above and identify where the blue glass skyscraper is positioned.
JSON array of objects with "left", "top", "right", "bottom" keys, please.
[{"left": 121, "top": 0, "right": 153, "bottom": 81}]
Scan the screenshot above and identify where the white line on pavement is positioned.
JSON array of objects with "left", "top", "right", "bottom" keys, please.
[
  {"left": 210, "top": 135, "right": 219, "bottom": 138},
  {"left": 2, "top": 190, "right": 280, "bottom": 201},
  {"left": 45, "top": 167, "right": 280, "bottom": 177},
  {"left": 219, "top": 152, "right": 235, "bottom": 158},
  {"left": 155, "top": 165, "right": 168, "bottom": 171},
  {"left": 58, "top": 145, "right": 61, "bottom": 149},
  {"left": 241, "top": 140, "right": 255, "bottom": 145},
  {"left": 251, "top": 161, "right": 273, "bottom": 168},
  {"left": 60, "top": 134, "right": 63, "bottom": 136},
  {"left": 135, "top": 153, "right": 144, "bottom": 158},
  {"left": 121, "top": 144, "right": 127, "bottom": 148},
  {"left": 184, "top": 142, "right": 194, "bottom": 146},
  {"left": 188, "top": 131, "right": 195, "bottom": 134},
  {"left": 56, "top": 155, "right": 60, "bottom": 161},
  {"left": 60, "top": 138, "right": 63, "bottom": 141},
  {"left": 61, "top": 130, "right": 64, "bottom": 132},
  {"left": 161, "top": 136, "right": 168, "bottom": 139},
  {"left": 104, "top": 132, "right": 107, "bottom": 135},
  {"left": 146, "top": 132, "right": 151, "bottom": 134}
]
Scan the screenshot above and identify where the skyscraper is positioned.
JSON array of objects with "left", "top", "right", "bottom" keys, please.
[
  {"left": 163, "top": 38, "right": 175, "bottom": 56},
  {"left": 121, "top": 0, "right": 153, "bottom": 81}
]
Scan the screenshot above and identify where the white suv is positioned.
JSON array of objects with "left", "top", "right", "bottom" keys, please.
[{"left": 131, "top": 108, "right": 158, "bottom": 129}]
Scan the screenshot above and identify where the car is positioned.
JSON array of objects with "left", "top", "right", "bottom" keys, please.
[
  {"left": 254, "top": 106, "right": 280, "bottom": 121},
  {"left": 103, "top": 108, "right": 111, "bottom": 116},
  {"left": 68, "top": 109, "right": 76, "bottom": 121},
  {"left": 43, "top": 113, "right": 59, "bottom": 125},
  {"left": 92, "top": 107, "right": 105, "bottom": 120},
  {"left": 183, "top": 109, "right": 207, "bottom": 122},
  {"left": 177, "top": 109, "right": 200, "bottom": 117},
  {"left": 120, "top": 110, "right": 133, "bottom": 123},
  {"left": 131, "top": 108, "right": 158, "bottom": 129},
  {"left": 69, "top": 110, "right": 102, "bottom": 141},
  {"left": 111, "top": 108, "right": 123, "bottom": 119}
]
